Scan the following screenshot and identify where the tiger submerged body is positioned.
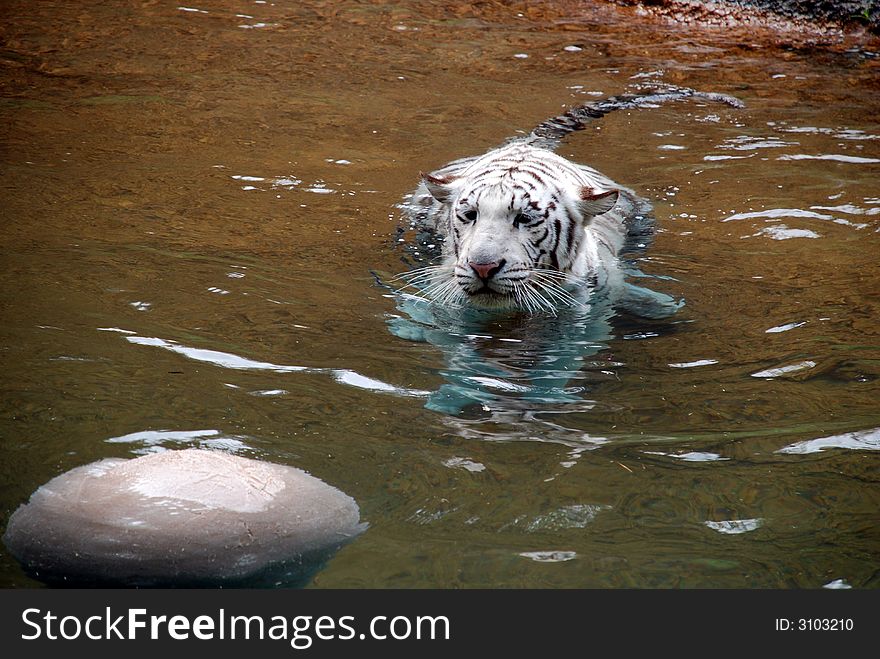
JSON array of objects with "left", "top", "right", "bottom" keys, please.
[{"left": 400, "top": 87, "right": 743, "bottom": 314}]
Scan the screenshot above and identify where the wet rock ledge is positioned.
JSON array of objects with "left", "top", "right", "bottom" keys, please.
[{"left": 610, "top": 0, "right": 879, "bottom": 33}]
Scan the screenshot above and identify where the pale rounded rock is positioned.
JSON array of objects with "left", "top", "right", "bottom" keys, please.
[{"left": 3, "top": 448, "right": 365, "bottom": 586}]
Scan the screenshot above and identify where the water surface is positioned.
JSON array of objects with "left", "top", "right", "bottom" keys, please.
[{"left": 1, "top": 0, "right": 878, "bottom": 588}]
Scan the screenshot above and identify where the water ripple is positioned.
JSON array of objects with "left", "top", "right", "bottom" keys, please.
[
  {"left": 751, "top": 360, "right": 816, "bottom": 378},
  {"left": 823, "top": 579, "right": 853, "bottom": 589},
  {"left": 443, "top": 457, "right": 486, "bottom": 473},
  {"left": 748, "top": 225, "right": 820, "bottom": 240},
  {"left": 105, "top": 428, "right": 250, "bottom": 455},
  {"left": 704, "top": 518, "right": 763, "bottom": 535},
  {"left": 668, "top": 359, "right": 718, "bottom": 368},
  {"left": 716, "top": 135, "right": 797, "bottom": 151},
  {"left": 644, "top": 450, "right": 728, "bottom": 462},
  {"left": 769, "top": 123, "right": 880, "bottom": 141},
  {"left": 525, "top": 504, "right": 609, "bottom": 532},
  {"left": 811, "top": 203, "right": 880, "bottom": 216},
  {"left": 519, "top": 551, "right": 577, "bottom": 563},
  {"left": 778, "top": 154, "right": 880, "bottom": 164},
  {"left": 122, "top": 334, "right": 429, "bottom": 398},
  {"left": 766, "top": 322, "right": 806, "bottom": 334},
  {"left": 724, "top": 205, "right": 871, "bottom": 233},
  {"left": 776, "top": 428, "right": 880, "bottom": 454},
  {"left": 723, "top": 208, "right": 833, "bottom": 222}
]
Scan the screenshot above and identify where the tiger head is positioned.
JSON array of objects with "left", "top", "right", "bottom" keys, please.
[{"left": 419, "top": 169, "right": 618, "bottom": 311}]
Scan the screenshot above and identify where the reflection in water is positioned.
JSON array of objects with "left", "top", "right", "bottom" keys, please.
[
  {"left": 643, "top": 450, "right": 729, "bottom": 462},
  {"left": 123, "top": 334, "right": 430, "bottom": 398},
  {"left": 751, "top": 360, "right": 817, "bottom": 379},
  {"left": 747, "top": 225, "right": 821, "bottom": 240},
  {"left": 723, "top": 207, "right": 871, "bottom": 229},
  {"left": 519, "top": 551, "right": 578, "bottom": 563},
  {"left": 105, "top": 428, "right": 250, "bottom": 455},
  {"left": 704, "top": 519, "right": 763, "bottom": 535},
  {"left": 3, "top": 0, "right": 879, "bottom": 589},
  {"left": 778, "top": 154, "right": 880, "bottom": 164},
  {"left": 765, "top": 322, "right": 806, "bottom": 334},
  {"left": 386, "top": 274, "right": 682, "bottom": 416},
  {"left": 776, "top": 428, "right": 880, "bottom": 454},
  {"left": 668, "top": 358, "right": 719, "bottom": 368},
  {"left": 438, "top": 412, "right": 613, "bottom": 449},
  {"left": 388, "top": 292, "right": 615, "bottom": 415},
  {"left": 823, "top": 579, "right": 853, "bottom": 590},
  {"left": 525, "top": 503, "right": 610, "bottom": 531}
]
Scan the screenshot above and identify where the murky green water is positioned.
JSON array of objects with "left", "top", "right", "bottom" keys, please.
[{"left": 1, "top": 0, "right": 878, "bottom": 588}]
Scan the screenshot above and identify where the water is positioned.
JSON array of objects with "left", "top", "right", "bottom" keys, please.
[{"left": 1, "top": 0, "right": 878, "bottom": 588}]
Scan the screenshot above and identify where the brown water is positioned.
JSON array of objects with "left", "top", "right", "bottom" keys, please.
[{"left": 1, "top": 0, "right": 878, "bottom": 588}]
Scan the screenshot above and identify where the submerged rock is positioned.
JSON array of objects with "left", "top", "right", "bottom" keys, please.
[{"left": 2, "top": 449, "right": 365, "bottom": 587}]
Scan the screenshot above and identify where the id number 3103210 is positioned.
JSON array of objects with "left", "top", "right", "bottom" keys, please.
[{"left": 775, "top": 618, "right": 854, "bottom": 631}]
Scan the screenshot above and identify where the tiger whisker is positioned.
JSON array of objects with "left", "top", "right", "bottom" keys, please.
[
  {"left": 531, "top": 268, "right": 581, "bottom": 288},
  {"left": 392, "top": 262, "right": 590, "bottom": 314},
  {"left": 389, "top": 264, "right": 463, "bottom": 306},
  {"left": 414, "top": 276, "right": 465, "bottom": 308},
  {"left": 411, "top": 282, "right": 449, "bottom": 302},
  {"left": 516, "top": 281, "right": 554, "bottom": 315},
  {"left": 391, "top": 266, "right": 448, "bottom": 284},
  {"left": 528, "top": 270, "right": 588, "bottom": 308},
  {"left": 528, "top": 278, "right": 569, "bottom": 304},
  {"left": 527, "top": 276, "right": 586, "bottom": 311}
]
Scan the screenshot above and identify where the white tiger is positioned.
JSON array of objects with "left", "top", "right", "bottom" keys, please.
[{"left": 398, "top": 87, "right": 742, "bottom": 313}]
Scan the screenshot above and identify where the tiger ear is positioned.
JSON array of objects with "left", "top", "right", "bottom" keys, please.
[
  {"left": 578, "top": 188, "right": 618, "bottom": 218},
  {"left": 421, "top": 171, "right": 458, "bottom": 204}
]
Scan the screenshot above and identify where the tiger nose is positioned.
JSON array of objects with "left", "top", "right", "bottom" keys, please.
[{"left": 469, "top": 260, "right": 502, "bottom": 281}]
